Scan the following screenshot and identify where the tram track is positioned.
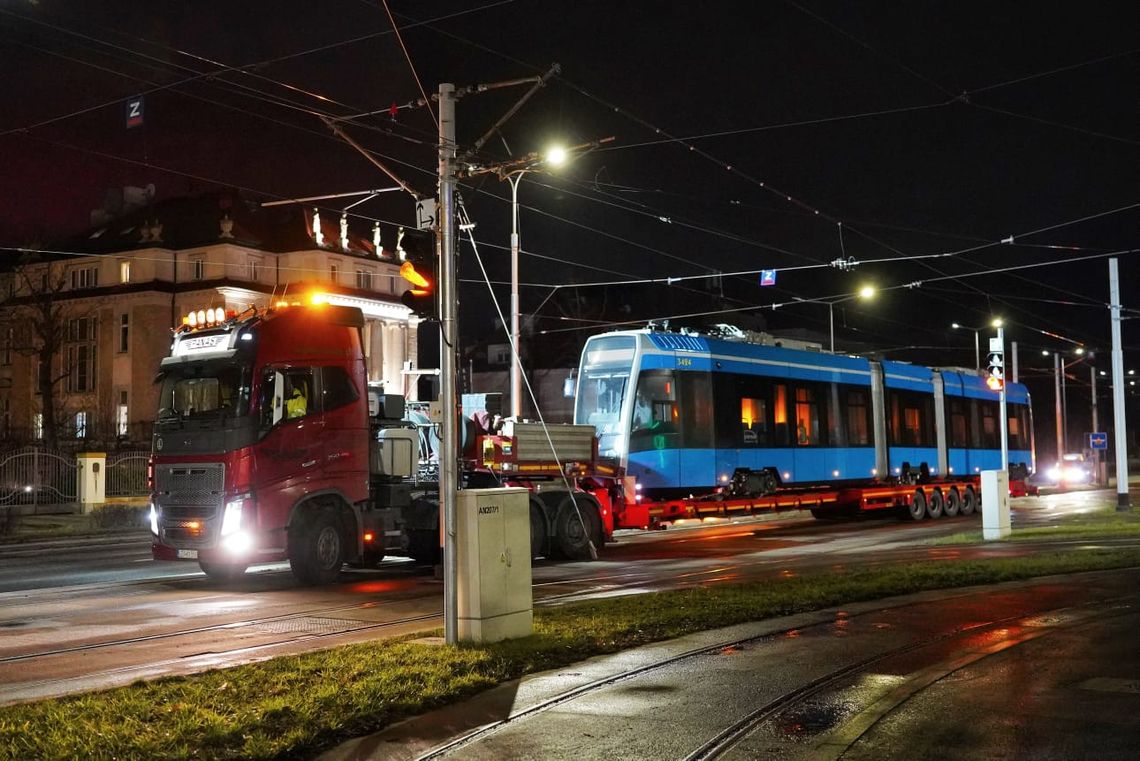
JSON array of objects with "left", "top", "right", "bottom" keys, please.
[{"left": 415, "top": 590, "right": 1136, "bottom": 760}]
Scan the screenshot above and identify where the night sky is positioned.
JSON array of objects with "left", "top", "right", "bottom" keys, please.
[{"left": 2, "top": 1, "right": 1138, "bottom": 456}]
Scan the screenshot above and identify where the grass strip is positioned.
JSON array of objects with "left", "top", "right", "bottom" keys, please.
[
  {"left": 935, "top": 505, "right": 1140, "bottom": 545},
  {"left": 3, "top": 548, "right": 1140, "bottom": 761}
]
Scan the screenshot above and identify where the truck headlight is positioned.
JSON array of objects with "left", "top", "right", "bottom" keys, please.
[
  {"left": 221, "top": 495, "right": 247, "bottom": 537},
  {"left": 149, "top": 503, "right": 159, "bottom": 536}
]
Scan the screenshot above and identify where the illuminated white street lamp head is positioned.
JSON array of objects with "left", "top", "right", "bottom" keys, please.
[
  {"left": 951, "top": 322, "right": 962, "bottom": 329},
  {"left": 991, "top": 318, "right": 1003, "bottom": 328},
  {"left": 858, "top": 284, "right": 875, "bottom": 300},
  {"left": 544, "top": 145, "right": 568, "bottom": 167},
  {"left": 1075, "top": 346, "right": 1085, "bottom": 355}
]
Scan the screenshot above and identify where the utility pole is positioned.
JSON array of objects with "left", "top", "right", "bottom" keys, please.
[
  {"left": 1011, "top": 340, "right": 1019, "bottom": 383},
  {"left": 996, "top": 329, "right": 1008, "bottom": 471},
  {"left": 1054, "top": 352, "right": 1063, "bottom": 461},
  {"left": 1109, "top": 257, "right": 1130, "bottom": 509},
  {"left": 1091, "top": 364, "right": 1100, "bottom": 484},
  {"left": 437, "top": 83, "right": 460, "bottom": 642}
]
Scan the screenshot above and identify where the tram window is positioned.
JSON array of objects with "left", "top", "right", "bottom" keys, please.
[
  {"left": 630, "top": 370, "right": 679, "bottom": 452},
  {"left": 1007, "top": 403, "right": 1027, "bottom": 450},
  {"left": 979, "top": 401, "right": 998, "bottom": 448},
  {"left": 794, "top": 386, "right": 821, "bottom": 446},
  {"left": 681, "top": 372, "right": 714, "bottom": 448},
  {"left": 844, "top": 388, "right": 871, "bottom": 446},
  {"left": 889, "top": 390, "right": 934, "bottom": 447},
  {"left": 948, "top": 397, "right": 970, "bottom": 448},
  {"left": 969, "top": 399, "right": 984, "bottom": 448},
  {"left": 740, "top": 396, "right": 768, "bottom": 447},
  {"left": 773, "top": 384, "right": 790, "bottom": 447}
]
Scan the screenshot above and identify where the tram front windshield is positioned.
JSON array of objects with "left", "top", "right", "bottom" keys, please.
[{"left": 574, "top": 336, "right": 636, "bottom": 457}]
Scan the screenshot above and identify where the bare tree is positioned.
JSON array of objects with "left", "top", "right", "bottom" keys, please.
[{"left": 0, "top": 252, "right": 90, "bottom": 450}]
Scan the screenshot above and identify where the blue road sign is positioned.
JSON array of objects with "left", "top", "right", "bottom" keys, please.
[
  {"left": 1089, "top": 432, "right": 1108, "bottom": 450},
  {"left": 760, "top": 269, "right": 776, "bottom": 286}
]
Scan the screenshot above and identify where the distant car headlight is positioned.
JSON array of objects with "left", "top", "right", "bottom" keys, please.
[
  {"left": 1046, "top": 466, "right": 1061, "bottom": 482},
  {"left": 1063, "top": 466, "right": 1089, "bottom": 483}
]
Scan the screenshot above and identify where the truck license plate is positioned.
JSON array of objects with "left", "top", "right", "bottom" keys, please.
[{"left": 177, "top": 549, "right": 198, "bottom": 559}]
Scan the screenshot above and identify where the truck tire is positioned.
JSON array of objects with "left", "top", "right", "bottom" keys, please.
[
  {"left": 530, "top": 497, "right": 549, "bottom": 559},
  {"left": 907, "top": 490, "right": 927, "bottom": 521},
  {"left": 407, "top": 529, "right": 441, "bottom": 565},
  {"left": 199, "top": 560, "right": 247, "bottom": 581},
  {"left": 289, "top": 504, "right": 345, "bottom": 584},
  {"left": 961, "top": 486, "right": 977, "bottom": 516},
  {"left": 553, "top": 495, "right": 601, "bottom": 560},
  {"left": 944, "top": 488, "right": 961, "bottom": 517},
  {"left": 926, "top": 489, "right": 944, "bottom": 519}
]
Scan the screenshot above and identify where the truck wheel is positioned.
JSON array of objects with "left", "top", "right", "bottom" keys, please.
[
  {"left": 407, "top": 529, "right": 441, "bottom": 565},
  {"left": 530, "top": 498, "right": 549, "bottom": 559},
  {"left": 926, "top": 489, "right": 944, "bottom": 519},
  {"left": 199, "top": 560, "right": 247, "bottom": 581},
  {"left": 553, "top": 496, "right": 601, "bottom": 560},
  {"left": 907, "top": 490, "right": 927, "bottom": 521},
  {"left": 289, "top": 505, "right": 345, "bottom": 584},
  {"left": 944, "top": 488, "right": 961, "bottom": 517},
  {"left": 961, "top": 486, "right": 977, "bottom": 516}
]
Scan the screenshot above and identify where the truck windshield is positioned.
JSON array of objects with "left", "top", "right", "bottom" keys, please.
[{"left": 157, "top": 362, "right": 251, "bottom": 420}]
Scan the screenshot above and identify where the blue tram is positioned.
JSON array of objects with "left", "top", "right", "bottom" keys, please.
[{"left": 573, "top": 329, "right": 1034, "bottom": 499}]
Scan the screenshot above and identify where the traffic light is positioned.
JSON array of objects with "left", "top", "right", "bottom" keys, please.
[
  {"left": 986, "top": 350, "right": 1004, "bottom": 391},
  {"left": 399, "top": 259, "right": 436, "bottom": 318}
]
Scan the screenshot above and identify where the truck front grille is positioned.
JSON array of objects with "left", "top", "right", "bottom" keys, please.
[{"left": 154, "top": 463, "right": 225, "bottom": 548}]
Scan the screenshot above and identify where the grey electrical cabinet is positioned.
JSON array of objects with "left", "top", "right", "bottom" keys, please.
[{"left": 456, "top": 487, "right": 533, "bottom": 642}]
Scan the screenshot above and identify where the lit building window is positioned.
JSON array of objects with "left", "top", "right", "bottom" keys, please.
[
  {"left": 193, "top": 259, "right": 204, "bottom": 281},
  {"left": 75, "top": 411, "right": 87, "bottom": 439},
  {"left": 120, "top": 260, "right": 131, "bottom": 283},
  {"left": 117, "top": 391, "right": 129, "bottom": 437}
]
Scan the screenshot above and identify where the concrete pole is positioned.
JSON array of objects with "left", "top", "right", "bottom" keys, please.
[
  {"left": 1109, "top": 258, "right": 1130, "bottom": 509},
  {"left": 997, "top": 328, "right": 1008, "bottom": 471},
  {"left": 437, "top": 83, "right": 460, "bottom": 643},
  {"left": 1061, "top": 356, "right": 1068, "bottom": 448},
  {"left": 508, "top": 172, "right": 525, "bottom": 419},
  {"left": 1091, "top": 364, "right": 1100, "bottom": 484},
  {"left": 1011, "top": 341, "right": 1019, "bottom": 383},
  {"left": 1054, "top": 352, "right": 1063, "bottom": 462},
  {"left": 973, "top": 329, "right": 980, "bottom": 371}
]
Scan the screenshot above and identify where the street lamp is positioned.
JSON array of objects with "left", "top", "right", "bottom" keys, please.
[
  {"left": 504, "top": 145, "right": 568, "bottom": 419},
  {"left": 951, "top": 318, "right": 1002, "bottom": 370},
  {"left": 827, "top": 285, "right": 876, "bottom": 354}
]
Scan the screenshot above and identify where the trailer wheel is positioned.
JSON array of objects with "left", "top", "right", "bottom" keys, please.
[
  {"left": 907, "top": 490, "right": 927, "bottom": 521},
  {"left": 553, "top": 495, "right": 602, "bottom": 560},
  {"left": 926, "top": 489, "right": 944, "bottom": 519},
  {"left": 961, "top": 486, "right": 977, "bottom": 516},
  {"left": 944, "top": 488, "right": 961, "bottom": 517},
  {"left": 529, "top": 498, "right": 549, "bottom": 559},
  {"left": 198, "top": 560, "right": 247, "bottom": 581},
  {"left": 289, "top": 504, "right": 345, "bottom": 584}
]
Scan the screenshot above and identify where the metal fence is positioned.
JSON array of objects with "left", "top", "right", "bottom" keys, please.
[
  {"left": 107, "top": 451, "right": 150, "bottom": 498},
  {"left": 0, "top": 448, "right": 151, "bottom": 506},
  {"left": 0, "top": 447, "right": 78, "bottom": 505}
]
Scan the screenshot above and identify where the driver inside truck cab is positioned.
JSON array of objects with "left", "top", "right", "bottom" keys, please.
[{"left": 286, "top": 381, "right": 308, "bottom": 419}]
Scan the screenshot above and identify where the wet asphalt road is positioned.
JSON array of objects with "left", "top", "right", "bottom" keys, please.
[{"left": 331, "top": 568, "right": 1140, "bottom": 761}]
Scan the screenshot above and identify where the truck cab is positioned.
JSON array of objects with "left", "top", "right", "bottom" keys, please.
[{"left": 150, "top": 302, "right": 373, "bottom": 582}]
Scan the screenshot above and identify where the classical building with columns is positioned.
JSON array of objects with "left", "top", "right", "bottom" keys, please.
[{"left": 0, "top": 190, "right": 421, "bottom": 445}]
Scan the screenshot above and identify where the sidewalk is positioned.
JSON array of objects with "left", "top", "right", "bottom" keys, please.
[{"left": 0, "top": 497, "right": 148, "bottom": 545}]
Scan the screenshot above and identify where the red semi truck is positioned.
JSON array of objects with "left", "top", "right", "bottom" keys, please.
[{"left": 148, "top": 301, "right": 610, "bottom": 582}]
